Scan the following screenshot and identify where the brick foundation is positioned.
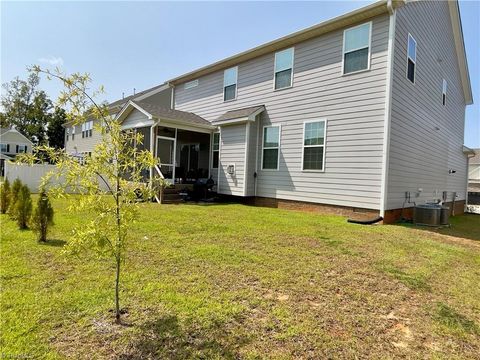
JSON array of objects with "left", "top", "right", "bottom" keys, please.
[{"left": 383, "top": 200, "right": 466, "bottom": 224}]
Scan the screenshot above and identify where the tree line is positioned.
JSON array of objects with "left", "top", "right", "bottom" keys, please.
[{"left": 0, "top": 72, "right": 66, "bottom": 149}]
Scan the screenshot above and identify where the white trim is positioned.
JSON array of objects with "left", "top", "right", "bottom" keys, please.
[
  {"left": 273, "top": 47, "right": 294, "bottom": 91},
  {"left": 217, "top": 128, "right": 222, "bottom": 192},
  {"left": 380, "top": 10, "right": 396, "bottom": 217},
  {"left": 223, "top": 66, "right": 238, "bottom": 102},
  {"left": 243, "top": 122, "right": 251, "bottom": 196},
  {"left": 254, "top": 116, "right": 260, "bottom": 196},
  {"left": 261, "top": 125, "right": 281, "bottom": 171},
  {"left": 170, "top": 85, "right": 175, "bottom": 109},
  {"left": 184, "top": 79, "right": 199, "bottom": 90},
  {"left": 211, "top": 132, "right": 220, "bottom": 169},
  {"left": 301, "top": 119, "right": 327, "bottom": 172},
  {"left": 116, "top": 100, "right": 153, "bottom": 123},
  {"left": 158, "top": 120, "right": 214, "bottom": 133},
  {"left": 406, "top": 33, "right": 416, "bottom": 84},
  {"left": 341, "top": 21, "right": 372, "bottom": 75}
]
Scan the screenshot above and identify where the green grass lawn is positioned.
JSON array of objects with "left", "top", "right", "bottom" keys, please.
[{"left": 1, "top": 198, "right": 479, "bottom": 359}]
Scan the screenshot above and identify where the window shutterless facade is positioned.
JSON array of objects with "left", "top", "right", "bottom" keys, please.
[
  {"left": 407, "top": 34, "right": 416, "bottom": 83},
  {"left": 262, "top": 125, "right": 280, "bottom": 170},
  {"left": 212, "top": 132, "right": 220, "bottom": 168},
  {"left": 274, "top": 48, "right": 294, "bottom": 90},
  {"left": 442, "top": 79, "right": 447, "bottom": 106},
  {"left": 302, "top": 120, "right": 326, "bottom": 171},
  {"left": 342, "top": 22, "right": 371, "bottom": 74},
  {"left": 223, "top": 67, "right": 238, "bottom": 101}
]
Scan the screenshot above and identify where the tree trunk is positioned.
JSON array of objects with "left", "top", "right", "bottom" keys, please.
[{"left": 115, "top": 255, "right": 121, "bottom": 324}]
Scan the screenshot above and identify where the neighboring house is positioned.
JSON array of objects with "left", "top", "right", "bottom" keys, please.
[
  {"left": 0, "top": 128, "right": 33, "bottom": 177},
  {"left": 468, "top": 149, "right": 480, "bottom": 205},
  {"left": 77, "top": 0, "right": 474, "bottom": 223},
  {"left": 64, "top": 83, "right": 172, "bottom": 157}
]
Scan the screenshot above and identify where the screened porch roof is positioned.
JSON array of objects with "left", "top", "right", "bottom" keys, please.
[
  {"left": 213, "top": 105, "right": 265, "bottom": 126},
  {"left": 116, "top": 100, "right": 216, "bottom": 132}
]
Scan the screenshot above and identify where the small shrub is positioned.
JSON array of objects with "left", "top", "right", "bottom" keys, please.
[
  {"left": 9, "top": 178, "right": 23, "bottom": 218},
  {"left": 32, "top": 188, "right": 54, "bottom": 242},
  {"left": 0, "top": 178, "right": 10, "bottom": 214},
  {"left": 15, "top": 185, "right": 32, "bottom": 229}
]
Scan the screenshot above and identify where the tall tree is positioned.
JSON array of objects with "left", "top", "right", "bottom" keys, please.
[
  {"left": 47, "top": 107, "right": 66, "bottom": 149},
  {"left": 1, "top": 73, "right": 52, "bottom": 144}
]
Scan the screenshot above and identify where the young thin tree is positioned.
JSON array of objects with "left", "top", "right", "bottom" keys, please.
[
  {"left": 21, "top": 66, "right": 157, "bottom": 323},
  {"left": 0, "top": 178, "right": 11, "bottom": 214},
  {"left": 15, "top": 185, "right": 32, "bottom": 229},
  {"left": 32, "top": 188, "right": 54, "bottom": 242}
]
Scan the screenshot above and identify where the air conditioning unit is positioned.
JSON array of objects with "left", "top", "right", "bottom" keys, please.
[{"left": 227, "top": 164, "right": 235, "bottom": 175}]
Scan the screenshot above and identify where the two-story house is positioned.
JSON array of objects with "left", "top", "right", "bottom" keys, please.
[
  {"left": 0, "top": 128, "right": 33, "bottom": 177},
  {"left": 103, "top": 0, "right": 474, "bottom": 223}
]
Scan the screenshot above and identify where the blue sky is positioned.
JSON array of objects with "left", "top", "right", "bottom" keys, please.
[{"left": 1, "top": 1, "right": 479, "bottom": 147}]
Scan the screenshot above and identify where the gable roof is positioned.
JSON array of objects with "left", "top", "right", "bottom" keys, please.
[
  {"left": 116, "top": 100, "right": 214, "bottom": 130},
  {"left": 0, "top": 128, "right": 33, "bottom": 145},
  {"left": 108, "top": 83, "right": 170, "bottom": 110}
]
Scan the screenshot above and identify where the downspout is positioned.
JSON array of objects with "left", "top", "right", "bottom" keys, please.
[
  {"left": 379, "top": 0, "right": 396, "bottom": 217},
  {"left": 243, "top": 122, "right": 251, "bottom": 197},
  {"left": 170, "top": 84, "right": 175, "bottom": 110}
]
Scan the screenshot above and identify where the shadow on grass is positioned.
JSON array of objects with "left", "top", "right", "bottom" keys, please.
[
  {"left": 395, "top": 214, "right": 480, "bottom": 242},
  {"left": 118, "top": 315, "right": 249, "bottom": 359},
  {"left": 434, "top": 303, "right": 480, "bottom": 335},
  {"left": 39, "top": 239, "right": 67, "bottom": 247}
]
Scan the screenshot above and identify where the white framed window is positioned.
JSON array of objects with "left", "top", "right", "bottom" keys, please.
[
  {"left": 66, "top": 128, "right": 69, "bottom": 141},
  {"left": 442, "top": 79, "right": 447, "bottom": 106},
  {"left": 407, "top": 33, "right": 416, "bottom": 83},
  {"left": 302, "top": 120, "right": 326, "bottom": 171},
  {"left": 223, "top": 67, "right": 238, "bottom": 101},
  {"left": 71, "top": 126, "right": 75, "bottom": 140},
  {"left": 212, "top": 132, "right": 220, "bottom": 169},
  {"left": 262, "top": 125, "right": 280, "bottom": 170},
  {"left": 0, "top": 143, "right": 8, "bottom": 152},
  {"left": 342, "top": 22, "right": 372, "bottom": 74},
  {"left": 16, "top": 144, "right": 28, "bottom": 153},
  {"left": 82, "top": 120, "right": 93, "bottom": 138},
  {"left": 185, "top": 79, "right": 199, "bottom": 90},
  {"left": 274, "top": 48, "right": 294, "bottom": 90}
]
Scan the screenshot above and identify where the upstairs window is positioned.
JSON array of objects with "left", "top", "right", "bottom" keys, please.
[
  {"left": 71, "top": 126, "right": 75, "bottom": 141},
  {"left": 16, "top": 144, "right": 27, "bottom": 153},
  {"left": 274, "top": 48, "right": 294, "bottom": 90},
  {"left": 0, "top": 143, "right": 8, "bottom": 152},
  {"left": 212, "top": 132, "right": 220, "bottom": 168},
  {"left": 407, "top": 34, "right": 416, "bottom": 83},
  {"left": 66, "top": 128, "right": 69, "bottom": 141},
  {"left": 343, "top": 22, "right": 371, "bottom": 74},
  {"left": 82, "top": 121, "right": 93, "bottom": 138},
  {"left": 223, "top": 67, "right": 238, "bottom": 101},
  {"left": 302, "top": 120, "right": 326, "bottom": 171},
  {"left": 442, "top": 79, "right": 447, "bottom": 106},
  {"left": 262, "top": 126, "right": 280, "bottom": 170}
]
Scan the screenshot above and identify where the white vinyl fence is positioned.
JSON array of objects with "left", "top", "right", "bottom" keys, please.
[{"left": 4, "top": 163, "right": 60, "bottom": 193}]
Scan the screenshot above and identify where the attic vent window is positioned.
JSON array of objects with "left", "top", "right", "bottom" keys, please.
[
  {"left": 407, "top": 34, "right": 416, "bottom": 83},
  {"left": 185, "top": 79, "right": 198, "bottom": 89}
]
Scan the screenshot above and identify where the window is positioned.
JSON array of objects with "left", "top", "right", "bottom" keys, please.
[
  {"left": 262, "top": 126, "right": 280, "bottom": 170},
  {"left": 71, "top": 126, "right": 75, "bottom": 141},
  {"left": 0, "top": 143, "right": 8, "bottom": 152},
  {"left": 66, "top": 128, "right": 69, "bottom": 141},
  {"left": 407, "top": 34, "right": 416, "bottom": 83},
  {"left": 212, "top": 132, "right": 220, "bottom": 168},
  {"left": 82, "top": 121, "right": 93, "bottom": 138},
  {"left": 223, "top": 67, "right": 237, "bottom": 101},
  {"left": 343, "top": 22, "right": 371, "bottom": 74},
  {"left": 302, "top": 120, "right": 326, "bottom": 171},
  {"left": 16, "top": 144, "right": 27, "bottom": 153},
  {"left": 274, "top": 48, "right": 294, "bottom": 90},
  {"left": 185, "top": 79, "right": 199, "bottom": 89},
  {"left": 442, "top": 79, "right": 447, "bottom": 106}
]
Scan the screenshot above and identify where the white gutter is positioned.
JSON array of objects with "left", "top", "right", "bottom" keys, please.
[{"left": 379, "top": 0, "right": 396, "bottom": 217}]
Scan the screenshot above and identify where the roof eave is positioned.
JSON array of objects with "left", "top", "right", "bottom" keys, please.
[{"left": 168, "top": 0, "right": 404, "bottom": 85}]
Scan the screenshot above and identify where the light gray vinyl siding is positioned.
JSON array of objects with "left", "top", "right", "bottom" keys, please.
[
  {"left": 122, "top": 109, "right": 154, "bottom": 130},
  {"left": 386, "top": 1, "right": 468, "bottom": 209},
  {"left": 176, "top": 15, "right": 390, "bottom": 209},
  {"left": 65, "top": 119, "right": 102, "bottom": 154},
  {"left": 218, "top": 124, "right": 246, "bottom": 196},
  {"left": 245, "top": 121, "right": 259, "bottom": 196}
]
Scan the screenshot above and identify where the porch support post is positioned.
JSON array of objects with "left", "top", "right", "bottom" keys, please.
[
  {"left": 149, "top": 124, "right": 155, "bottom": 184},
  {"left": 172, "top": 128, "right": 177, "bottom": 185}
]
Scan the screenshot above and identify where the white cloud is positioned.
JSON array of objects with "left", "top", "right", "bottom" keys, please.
[{"left": 38, "top": 56, "right": 64, "bottom": 66}]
